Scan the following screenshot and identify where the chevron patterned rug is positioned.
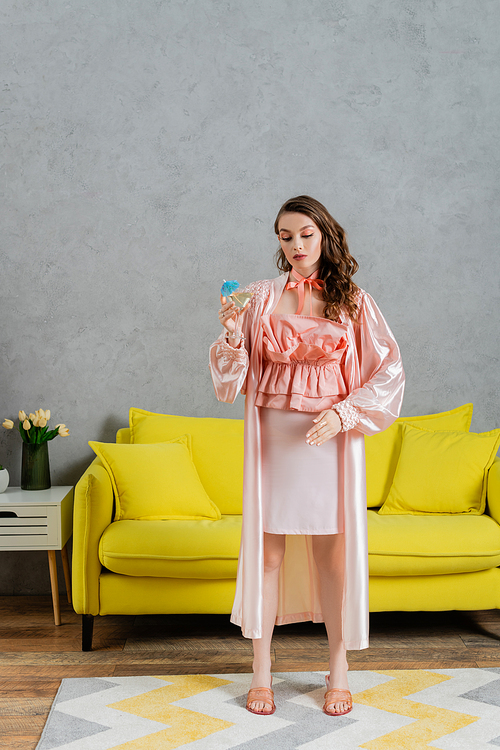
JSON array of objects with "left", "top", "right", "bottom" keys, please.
[{"left": 36, "top": 669, "right": 500, "bottom": 750}]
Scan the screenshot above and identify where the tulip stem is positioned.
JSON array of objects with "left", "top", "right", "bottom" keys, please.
[{"left": 18, "top": 422, "right": 29, "bottom": 444}]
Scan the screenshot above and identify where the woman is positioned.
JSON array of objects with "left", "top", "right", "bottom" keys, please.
[{"left": 209, "top": 196, "right": 405, "bottom": 716}]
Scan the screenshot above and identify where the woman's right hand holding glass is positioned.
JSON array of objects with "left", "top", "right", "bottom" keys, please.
[{"left": 218, "top": 294, "right": 248, "bottom": 348}]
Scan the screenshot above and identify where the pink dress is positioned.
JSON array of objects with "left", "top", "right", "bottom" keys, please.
[{"left": 256, "top": 313, "right": 349, "bottom": 535}]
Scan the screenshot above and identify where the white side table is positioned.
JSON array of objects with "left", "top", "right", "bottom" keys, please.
[{"left": 0, "top": 486, "right": 74, "bottom": 625}]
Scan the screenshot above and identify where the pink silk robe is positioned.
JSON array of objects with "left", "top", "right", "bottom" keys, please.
[{"left": 209, "top": 274, "right": 405, "bottom": 648}]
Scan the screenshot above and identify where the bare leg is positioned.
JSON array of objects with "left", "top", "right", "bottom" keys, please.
[
  {"left": 312, "top": 533, "right": 350, "bottom": 714},
  {"left": 248, "top": 532, "right": 286, "bottom": 713}
]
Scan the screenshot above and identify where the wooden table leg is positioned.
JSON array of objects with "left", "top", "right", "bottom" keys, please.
[
  {"left": 47, "top": 550, "right": 61, "bottom": 626},
  {"left": 61, "top": 543, "right": 72, "bottom": 604}
]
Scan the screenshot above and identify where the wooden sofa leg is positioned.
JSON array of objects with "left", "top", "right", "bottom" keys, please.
[{"left": 82, "top": 614, "right": 94, "bottom": 651}]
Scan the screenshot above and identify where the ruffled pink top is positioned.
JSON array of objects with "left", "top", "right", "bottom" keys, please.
[{"left": 255, "top": 314, "right": 349, "bottom": 411}]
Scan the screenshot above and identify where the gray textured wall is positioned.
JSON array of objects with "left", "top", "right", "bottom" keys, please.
[{"left": 1, "top": 0, "right": 499, "bottom": 594}]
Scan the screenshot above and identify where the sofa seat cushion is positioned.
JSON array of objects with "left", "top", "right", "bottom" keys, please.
[
  {"left": 368, "top": 510, "right": 500, "bottom": 576},
  {"left": 99, "top": 515, "right": 241, "bottom": 579}
]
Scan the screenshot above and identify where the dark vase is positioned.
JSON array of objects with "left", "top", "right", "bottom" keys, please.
[{"left": 21, "top": 442, "right": 51, "bottom": 491}]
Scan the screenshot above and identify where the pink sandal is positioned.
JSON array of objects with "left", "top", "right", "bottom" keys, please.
[
  {"left": 246, "top": 677, "right": 276, "bottom": 715},
  {"left": 323, "top": 674, "right": 353, "bottom": 716}
]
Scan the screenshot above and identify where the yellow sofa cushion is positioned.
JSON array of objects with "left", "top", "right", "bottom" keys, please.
[
  {"left": 364, "top": 403, "right": 473, "bottom": 508},
  {"left": 99, "top": 515, "right": 241, "bottom": 578},
  {"left": 129, "top": 408, "right": 244, "bottom": 514},
  {"left": 368, "top": 510, "right": 500, "bottom": 575},
  {"left": 378, "top": 425, "right": 500, "bottom": 516},
  {"left": 98, "top": 510, "right": 500, "bottom": 580},
  {"left": 89, "top": 438, "right": 221, "bottom": 522}
]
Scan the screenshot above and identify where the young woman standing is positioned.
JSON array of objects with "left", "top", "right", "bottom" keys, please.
[{"left": 210, "top": 195, "right": 405, "bottom": 716}]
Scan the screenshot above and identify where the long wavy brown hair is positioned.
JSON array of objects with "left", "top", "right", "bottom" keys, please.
[{"left": 274, "top": 195, "right": 360, "bottom": 321}]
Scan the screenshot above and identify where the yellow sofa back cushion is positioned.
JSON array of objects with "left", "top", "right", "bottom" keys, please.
[
  {"left": 129, "top": 408, "right": 244, "bottom": 514},
  {"left": 89, "top": 438, "right": 221, "bottom": 522},
  {"left": 378, "top": 425, "right": 500, "bottom": 516},
  {"left": 364, "top": 403, "right": 473, "bottom": 508}
]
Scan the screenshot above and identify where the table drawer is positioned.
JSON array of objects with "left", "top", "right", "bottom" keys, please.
[{"left": 0, "top": 505, "right": 59, "bottom": 547}]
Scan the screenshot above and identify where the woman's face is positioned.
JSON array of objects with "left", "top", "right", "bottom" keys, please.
[{"left": 277, "top": 212, "right": 322, "bottom": 276}]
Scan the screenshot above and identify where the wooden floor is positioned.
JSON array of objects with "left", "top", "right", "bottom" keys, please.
[{"left": 1, "top": 596, "right": 499, "bottom": 749}]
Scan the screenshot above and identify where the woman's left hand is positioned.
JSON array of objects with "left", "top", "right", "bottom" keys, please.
[{"left": 306, "top": 409, "right": 342, "bottom": 445}]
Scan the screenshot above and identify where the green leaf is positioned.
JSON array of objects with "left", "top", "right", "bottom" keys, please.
[{"left": 39, "top": 426, "right": 49, "bottom": 445}]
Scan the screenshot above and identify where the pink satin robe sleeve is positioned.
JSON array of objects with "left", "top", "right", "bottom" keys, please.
[
  {"left": 340, "top": 291, "right": 405, "bottom": 436},
  {"left": 209, "top": 285, "right": 256, "bottom": 404}
]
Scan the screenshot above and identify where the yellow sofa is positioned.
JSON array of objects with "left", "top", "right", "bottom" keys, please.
[{"left": 72, "top": 406, "right": 500, "bottom": 650}]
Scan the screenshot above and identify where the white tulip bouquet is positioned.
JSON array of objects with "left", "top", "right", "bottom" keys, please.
[{"left": 2, "top": 409, "right": 70, "bottom": 444}]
